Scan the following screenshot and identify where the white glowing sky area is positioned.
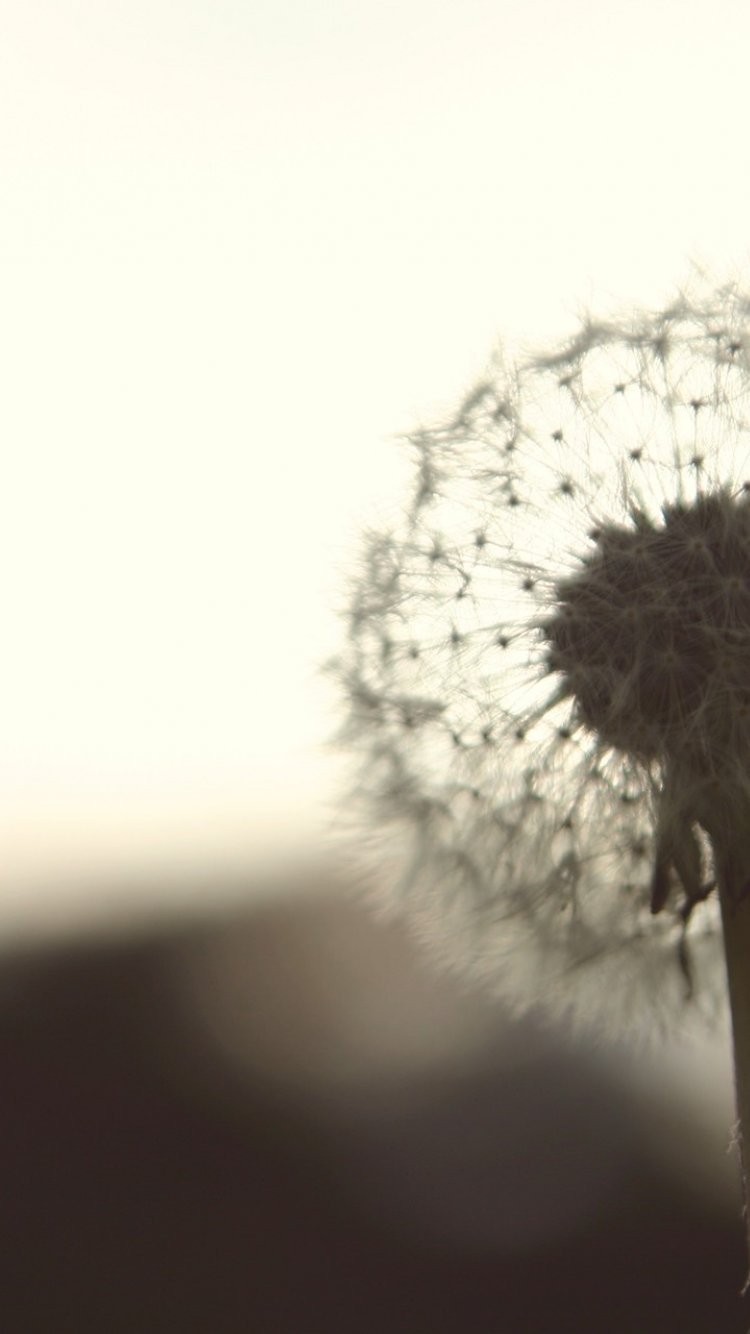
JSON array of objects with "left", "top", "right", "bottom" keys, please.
[{"left": 3, "top": 0, "right": 750, "bottom": 930}]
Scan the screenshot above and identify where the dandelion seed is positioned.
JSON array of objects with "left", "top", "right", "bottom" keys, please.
[{"left": 332, "top": 279, "right": 750, "bottom": 1262}]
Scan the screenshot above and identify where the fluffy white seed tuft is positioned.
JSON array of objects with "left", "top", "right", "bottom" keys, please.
[{"left": 333, "top": 281, "right": 750, "bottom": 1037}]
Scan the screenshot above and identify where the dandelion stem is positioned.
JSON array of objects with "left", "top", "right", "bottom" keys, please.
[{"left": 708, "top": 813, "right": 750, "bottom": 1279}]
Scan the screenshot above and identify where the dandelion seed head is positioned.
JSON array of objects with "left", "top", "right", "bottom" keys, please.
[
  {"left": 334, "top": 280, "right": 750, "bottom": 1038},
  {"left": 544, "top": 486, "right": 750, "bottom": 769}
]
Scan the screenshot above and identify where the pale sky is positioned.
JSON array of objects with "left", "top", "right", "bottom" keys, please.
[{"left": 2, "top": 0, "right": 750, "bottom": 932}]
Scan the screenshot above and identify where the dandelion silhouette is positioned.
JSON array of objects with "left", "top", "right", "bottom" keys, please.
[{"left": 334, "top": 281, "right": 750, "bottom": 1265}]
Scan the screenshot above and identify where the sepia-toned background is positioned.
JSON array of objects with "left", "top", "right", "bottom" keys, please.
[{"left": 4, "top": 1, "right": 750, "bottom": 1326}]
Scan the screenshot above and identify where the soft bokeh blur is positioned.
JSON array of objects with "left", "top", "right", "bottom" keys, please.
[
  {"left": 1, "top": 865, "right": 748, "bottom": 1330},
  {"left": 4, "top": 5, "right": 750, "bottom": 1325}
]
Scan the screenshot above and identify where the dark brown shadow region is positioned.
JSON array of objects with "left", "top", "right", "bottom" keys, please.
[{"left": 0, "top": 867, "right": 746, "bottom": 1333}]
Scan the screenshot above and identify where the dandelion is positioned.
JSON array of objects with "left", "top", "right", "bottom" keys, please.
[{"left": 333, "top": 280, "right": 750, "bottom": 1264}]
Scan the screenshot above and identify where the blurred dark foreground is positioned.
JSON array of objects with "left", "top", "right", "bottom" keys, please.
[{"left": 0, "top": 859, "right": 747, "bottom": 1333}]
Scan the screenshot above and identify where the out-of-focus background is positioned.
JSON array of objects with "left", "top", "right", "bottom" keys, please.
[
  {"left": 4, "top": 1, "right": 750, "bottom": 1327},
  {"left": 1, "top": 868, "right": 747, "bottom": 1332}
]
